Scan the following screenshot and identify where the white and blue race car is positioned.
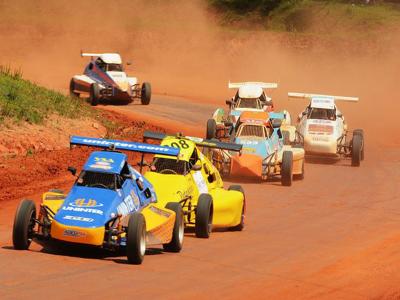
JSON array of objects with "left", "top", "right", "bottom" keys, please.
[{"left": 70, "top": 52, "right": 151, "bottom": 106}]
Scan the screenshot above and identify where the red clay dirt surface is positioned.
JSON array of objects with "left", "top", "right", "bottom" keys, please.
[{"left": 1, "top": 1, "right": 400, "bottom": 299}]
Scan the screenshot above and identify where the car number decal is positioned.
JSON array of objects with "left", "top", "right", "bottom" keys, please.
[{"left": 192, "top": 171, "right": 208, "bottom": 194}]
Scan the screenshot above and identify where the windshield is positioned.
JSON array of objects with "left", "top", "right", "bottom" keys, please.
[
  {"left": 107, "top": 64, "right": 123, "bottom": 72},
  {"left": 151, "top": 158, "right": 188, "bottom": 175},
  {"left": 238, "top": 124, "right": 268, "bottom": 138},
  {"left": 76, "top": 171, "right": 116, "bottom": 190},
  {"left": 308, "top": 108, "right": 336, "bottom": 121},
  {"left": 236, "top": 98, "right": 262, "bottom": 109}
]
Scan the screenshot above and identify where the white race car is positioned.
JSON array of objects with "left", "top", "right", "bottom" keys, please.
[
  {"left": 70, "top": 52, "right": 151, "bottom": 106},
  {"left": 289, "top": 92, "right": 364, "bottom": 166}
]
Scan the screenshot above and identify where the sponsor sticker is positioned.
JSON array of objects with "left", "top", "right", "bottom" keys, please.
[
  {"left": 149, "top": 206, "right": 171, "bottom": 218},
  {"left": 63, "top": 215, "right": 94, "bottom": 222},
  {"left": 70, "top": 198, "right": 103, "bottom": 208},
  {"left": 62, "top": 206, "right": 104, "bottom": 215},
  {"left": 63, "top": 229, "right": 86, "bottom": 238}
]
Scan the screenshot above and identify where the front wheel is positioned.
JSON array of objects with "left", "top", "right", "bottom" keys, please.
[
  {"left": 228, "top": 185, "right": 245, "bottom": 231},
  {"left": 141, "top": 82, "right": 151, "bottom": 105},
  {"left": 126, "top": 212, "right": 146, "bottom": 264},
  {"left": 353, "top": 129, "right": 364, "bottom": 161},
  {"left": 69, "top": 79, "right": 79, "bottom": 98},
  {"left": 351, "top": 134, "right": 363, "bottom": 167},
  {"left": 163, "top": 202, "right": 184, "bottom": 252},
  {"left": 206, "top": 119, "right": 217, "bottom": 140},
  {"left": 281, "top": 151, "right": 293, "bottom": 186},
  {"left": 13, "top": 199, "right": 36, "bottom": 250},
  {"left": 89, "top": 83, "right": 100, "bottom": 106},
  {"left": 195, "top": 194, "right": 213, "bottom": 238}
]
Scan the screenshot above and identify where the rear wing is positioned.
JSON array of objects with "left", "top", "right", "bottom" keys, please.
[
  {"left": 288, "top": 92, "right": 359, "bottom": 102},
  {"left": 70, "top": 136, "right": 179, "bottom": 157},
  {"left": 228, "top": 82, "right": 278, "bottom": 89},
  {"left": 81, "top": 52, "right": 102, "bottom": 58},
  {"left": 143, "top": 131, "right": 243, "bottom": 152}
]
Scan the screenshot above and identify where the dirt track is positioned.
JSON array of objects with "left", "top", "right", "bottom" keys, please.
[
  {"left": 1, "top": 0, "right": 400, "bottom": 298},
  {"left": 1, "top": 95, "right": 400, "bottom": 299}
]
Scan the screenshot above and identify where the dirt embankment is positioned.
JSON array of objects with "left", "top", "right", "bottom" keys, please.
[{"left": 0, "top": 111, "right": 164, "bottom": 203}]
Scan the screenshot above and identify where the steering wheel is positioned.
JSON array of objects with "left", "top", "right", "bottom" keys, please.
[
  {"left": 89, "top": 183, "right": 109, "bottom": 189},
  {"left": 159, "top": 169, "right": 178, "bottom": 175}
]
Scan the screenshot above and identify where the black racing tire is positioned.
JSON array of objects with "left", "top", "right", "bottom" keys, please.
[
  {"left": 282, "top": 130, "right": 291, "bottom": 145},
  {"left": 195, "top": 194, "right": 213, "bottom": 238},
  {"left": 293, "top": 160, "right": 305, "bottom": 180},
  {"left": 206, "top": 119, "right": 217, "bottom": 140},
  {"left": 126, "top": 212, "right": 146, "bottom": 264},
  {"left": 163, "top": 202, "right": 184, "bottom": 252},
  {"left": 69, "top": 79, "right": 79, "bottom": 98},
  {"left": 353, "top": 129, "right": 364, "bottom": 160},
  {"left": 228, "top": 185, "right": 245, "bottom": 231},
  {"left": 351, "top": 134, "right": 363, "bottom": 167},
  {"left": 281, "top": 151, "right": 293, "bottom": 186},
  {"left": 13, "top": 199, "right": 36, "bottom": 250},
  {"left": 89, "top": 83, "right": 100, "bottom": 106},
  {"left": 141, "top": 82, "right": 151, "bottom": 105}
]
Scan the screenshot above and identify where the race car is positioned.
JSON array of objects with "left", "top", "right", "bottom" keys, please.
[
  {"left": 288, "top": 92, "right": 364, "bottom": 166},
  {"left": 207, "top": 111, "right": 305, "bottom": 186},
  {"left": 206, "top": 82, "right": 292, "bottom": 140},
  {"left": 142, "top": 131, "right": 245, "bottom": 238},
  {"left": 69, "top": 52, "right": 151, "bottom": 106},
  {"left": 12, "top": 136, "right": 183, "bottom": 264}
]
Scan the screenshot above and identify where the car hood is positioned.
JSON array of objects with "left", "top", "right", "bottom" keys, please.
[
  {"left": 54, "top": 186, "right": 121, "bottom": 228},
  {"left": 144, "top": 172, "right": 187, "bottom": 204},
  {"left": 235, "top": 137, "right": 270, "bottom": 158}
]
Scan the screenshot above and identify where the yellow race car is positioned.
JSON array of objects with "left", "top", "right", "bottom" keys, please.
[{"left": 142, "top": 131, "right": 245, "bottom": 238}]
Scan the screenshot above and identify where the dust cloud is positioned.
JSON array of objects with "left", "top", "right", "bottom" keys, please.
[{"left": 0, "top": 0, "right": 399, "bottom": 145}]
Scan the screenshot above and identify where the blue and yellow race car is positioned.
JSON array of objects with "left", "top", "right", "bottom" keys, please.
[{"left": 12, "top": 136, "right": 184, "bottom": 264}]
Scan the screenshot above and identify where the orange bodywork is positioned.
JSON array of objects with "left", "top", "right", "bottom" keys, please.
[
  {"left": 230, "top": 154, "right": 263, "bottom": 178},
  {"left": 240, "top": 111, "right": 269, "bottom": 124}
]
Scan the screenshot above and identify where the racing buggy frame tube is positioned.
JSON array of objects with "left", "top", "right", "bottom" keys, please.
[
  {"left": 228, "top": 82, "right": 278, "bottom": 90},
  {"left": 70, "top": 136, "right": 179, "bottom": 157},
  {"left": 143, "top": 131, "right": 243, "bottom": 152},
  {"left": 288, "top": 92, "right": 359, "bottom": 102}
]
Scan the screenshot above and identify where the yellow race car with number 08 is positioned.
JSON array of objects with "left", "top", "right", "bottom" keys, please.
[{"left": 141, "top": 131, "right": 245, "bottom": 238}]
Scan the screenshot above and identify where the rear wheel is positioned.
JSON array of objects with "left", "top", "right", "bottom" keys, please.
[
  {"left": 126, "top": 212, "right": 146, "bottom": 264},
  {"left": 141, "top": 82, "right": 151, "bottom": 105},
  {"left": 228, "top": 185, "right": 245, "bottom": 231},
  {"left": 206, "top": 119, "right": 217, "bottom": 140},
  {"left": 353, "top": 129, "right": 364, "bottom": 160},
  {"left": 293, "top": 160, "right": 305, "bottom": 180},
  {"left": 351, "top": 134, "right": 363, "bottom": 167},
  {"left": 282, "top": 130, "right": 291, "bottom": 145},
  {"left": 163, "top": 202, "right": 184, "bottom": 252},
  {"left": 281, "top": 151, "right": 293, "bottom": 186},
  {"left": 69, "top": 79, "right": 79, "bottom": 98},
  {"left": 195, "top": 194, "right": 213, "bottom": 238},
  {"left": 13, "top": 199, "right": 36, "bottom": 250},
  {"left": 89, "top": 83, "right": 100, "bottom": 106}
]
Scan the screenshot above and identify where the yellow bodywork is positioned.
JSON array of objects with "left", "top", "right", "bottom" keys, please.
[
  {"left": 41, "top": 192, "right": 176, "bottom": 246},
  {"left": 145, "top": 137, "right": 245, "bottom": 229}
]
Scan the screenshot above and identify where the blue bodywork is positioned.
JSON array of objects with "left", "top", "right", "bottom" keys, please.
[
  {"left": 234, "top": 127, "right": 283, "bottom": 159},
  {"left": 52, "top": 136, "right": 179, "bottom": 244}
]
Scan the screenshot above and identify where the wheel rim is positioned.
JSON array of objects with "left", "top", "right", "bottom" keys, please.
[
  {"left": 139, "top": 227, "right": 146, "bottom": 256},
  {"left": 178, "top": 216, "right": 184, "bottom": 244},
  {"left": 27, "top": 209, "right": 36, "bottom": 243},
  {"left": 207, "top": 210, "right": 213, "bottom": 233}
]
